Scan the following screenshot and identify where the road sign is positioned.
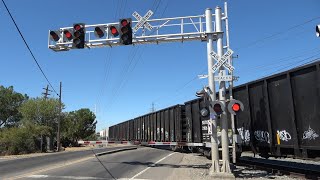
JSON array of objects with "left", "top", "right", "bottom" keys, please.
[
  {"left": 211, "top": 49, "right": 235, "bottom": 73},
  {"left": 214, "top": 75, "right": 239, "bottom": 81},
  {"left": 132, "top": 10, "right": 153, "bottom": 32},
  {"left": 214, "top": 75, "right": 232, "bottom": 81}
]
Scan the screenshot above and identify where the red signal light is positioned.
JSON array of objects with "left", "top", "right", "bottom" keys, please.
[
  {"left": 95, "top": 27, "right": 104, "bottom": 36},
  {"left": 213, "top": 104, "right": 222, "bottom": 114},
  {"left": 72, "top": 23, "right": 85, "bottom": 49},
  {"left": 121, "top": 19, "right": 128, "bottom": 26},
  {"left": 232, "top": 103, "right": 240, "bottom": 112},
  {"left": 50, "top": 31, "right": 60, "bottom": 41},
  {"left": 74, "top": 24, "right": 81, "bottom": 31},
  {"left": 110, "top": 26, "right": 119, "bottom": 37},
  {"left": 74, "top": 31, "right": 81, "bottom": 38},
  {"left": 63, "top": 30, "right": 73, "bottom": 40},
  {"left": 121, "top": 26, "right": 128, "bottom": 34},
  {"left": 119, "top": 18, "right": 132, "bottom": 45}
]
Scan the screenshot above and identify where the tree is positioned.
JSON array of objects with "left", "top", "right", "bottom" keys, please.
[
  {"left": 19, "top": 97, "right": 61, "bottom": 129},
  {"left": 62, "top": 108, "right": 97, "bottom": 146},
  {"left": 19, "top": 97, "right": 62, "bottom": 151},
  {"left": 0, "top": 85, "right": 28, "bottom": 128},
  {"left": 0, "top": 125, "right": 50, "bottom": 155}
]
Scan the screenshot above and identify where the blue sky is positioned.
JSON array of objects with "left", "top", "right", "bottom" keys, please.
[{"left": 1, "top": 0, "right": 319, "bottom": 131}]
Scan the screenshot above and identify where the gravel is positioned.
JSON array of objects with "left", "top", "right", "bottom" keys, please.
[
  {"left": 168, "top": 152, "right": 300, "bottom": 180},
  {"left": 241, "top": 151, "right": 320, "bottom": 165}
]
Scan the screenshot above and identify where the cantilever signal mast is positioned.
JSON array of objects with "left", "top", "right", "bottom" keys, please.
[{"left": 48, "top": 3, "right": 241, "bottom": 177}]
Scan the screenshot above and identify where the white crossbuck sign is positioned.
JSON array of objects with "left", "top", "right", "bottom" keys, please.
[
  {"left": 132, "top": 10, "right": 154, "bottom": 32},
  {"left": 211, "top": 49, "right": 235, "bottom": 73}
]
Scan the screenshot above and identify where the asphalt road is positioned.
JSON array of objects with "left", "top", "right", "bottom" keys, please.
[
  {"left": 5, "top": 146, "right": 185, "bottom": 180},
  {"left": 0, "top": 146, "right": 137, "bottom": 179}
]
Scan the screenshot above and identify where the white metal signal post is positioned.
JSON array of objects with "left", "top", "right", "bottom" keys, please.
[{"left": 48, "top": 3, "right": 238, "bottom": 177}]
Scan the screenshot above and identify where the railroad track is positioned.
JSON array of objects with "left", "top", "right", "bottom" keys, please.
[{"left": 237, "top": 156, "right": 320, "bottom": 179}]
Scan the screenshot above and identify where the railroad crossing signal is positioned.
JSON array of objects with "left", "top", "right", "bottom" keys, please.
[
  {"left": 119, "top": 18, "right": 133, "bottom": 45},
  {"left": 316, "top": 24, "right": 320, "bottom": 37},
  {"left": 211, "top": 101, "right": 225, "bottom": 116},
  {"left": 132, "top": 10, "right": 154, "bottom": 32},
  {"left": 94, "top": 26, "right": 106, "bottom": 38},
  {"left": 63, "top": 29, "right": 73, "bottom": 41},
  {"left": 211, "top": 49, "right": 234, "bottom": 73},
  {"left": 49, "top": 31, "right": 60, "bottom": 42},
  {"left": 227, "top": 99, "right": 244, "bottom": 115},
  {"left": 73, "top": 23, "right": 85, "bottom": 49},
  {"left": 109, "top": 25, "right": 119, "bottom": 37}
]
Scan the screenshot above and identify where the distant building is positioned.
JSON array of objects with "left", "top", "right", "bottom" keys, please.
[{"left": 99, "top": 128, "right": 108, "bottom": 140}]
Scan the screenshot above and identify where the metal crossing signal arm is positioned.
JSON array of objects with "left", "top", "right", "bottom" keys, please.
[{"left": 48, "top": 13, "right": 224, "bottom": 51}]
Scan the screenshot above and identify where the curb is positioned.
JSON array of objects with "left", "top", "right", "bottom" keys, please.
[{"left": 95, "top": 147, "right": 138, "bottom": 156}]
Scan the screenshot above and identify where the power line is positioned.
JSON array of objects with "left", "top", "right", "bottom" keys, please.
[
  {"left": 241, "top": 48, "right": 320, "bottom": 75},
  {"left": 96, "top": 49, "right": 113, "bottom": 109},
  {"left": 235, "top": 16, "right": 320, "bottom": 51},
  {"left": 104, "top": 1, "right": 166, "bottom": 112},
  {"left": 1, "top": 0, "right": 59, "bottom": 96},
  {"left": 263, "top": 53, "right": 320, "bottom": 77}
]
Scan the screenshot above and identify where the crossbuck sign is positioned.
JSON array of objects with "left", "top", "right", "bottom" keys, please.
[
  {"left": 132, "top": 10, "right": 154, "bottom": 32},
  {"left": 211, "top": 49, "right": 234, "bottom": 73}
]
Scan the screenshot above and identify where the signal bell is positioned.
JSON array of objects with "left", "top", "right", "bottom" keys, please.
[{"left": 227, "top": 99, "right": 244, "bottom": 115}]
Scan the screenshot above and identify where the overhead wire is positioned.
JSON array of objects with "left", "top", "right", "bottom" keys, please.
[
  {"left": 241, "top": 48, "right": 320, "bottom": 74},
  {"left": 1, "top": 0, "right": 59, "bottom": 96},
  {"left": 261, "top": 52, "right": 320, "bottom": 78},
  {"left": 104, "top": 0, "right": 164, "bottom": 112},
  {"left": 151, "top": 10, "right": 320, "bottom": 109},
  {"left": 235, "top": 16, "right": 320, "bottom": 51}
]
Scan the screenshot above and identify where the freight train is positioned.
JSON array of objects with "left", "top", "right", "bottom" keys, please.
[{"left": 108, "top": 60, "right": 320, "bottom": 159}]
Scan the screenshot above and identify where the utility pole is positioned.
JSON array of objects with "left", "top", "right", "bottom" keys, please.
[
  {"left": 150, "top": 102, "right": 155, "bottom": 112},
  {"left": 42, "top": 85, "right": 51, "bottom": 99},
  {"left": 41, "top": 85, "right": 52, "bottom": 152},
  {"left": 57, "top": 82, "right": 62, "bottom": 152},
  {"left": 205, "top": 8, "right": 220, "bottom": 175}
]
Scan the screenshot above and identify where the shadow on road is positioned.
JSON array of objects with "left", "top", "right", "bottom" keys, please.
[{"left": 121, "top": 161, "right": 210, "bottom": 169}]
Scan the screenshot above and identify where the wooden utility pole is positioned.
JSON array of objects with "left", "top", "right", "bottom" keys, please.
[{"left": 42, "top": 85, "right": 50, "bottom": 99}]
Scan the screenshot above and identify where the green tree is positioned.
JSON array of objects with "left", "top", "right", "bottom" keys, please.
[
  {"left": 0, "top": 85, "right": 28, "bottom": 128},
  {"left": 19, "top": 97, "right": 61, "bottom": 129},
  {"left": 0, "top": 125, "right": 50, "bottom": 155},
  {"left": 19, "top": 97, "right": 63, "bottom": 151},
  {"left": 62, "top": 108, "right": 97, "bottom": 146}
]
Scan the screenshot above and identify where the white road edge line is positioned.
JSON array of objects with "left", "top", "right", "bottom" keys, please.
[
  {"left": 129, "top": 152, "right": 176, "bottom": 180},
  {"left": 27, "top": 175, "right": 106, "bottom": 179}
]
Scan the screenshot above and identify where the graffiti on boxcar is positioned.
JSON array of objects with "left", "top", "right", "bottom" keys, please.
[
  {"left": 254, "top": 130, "right": 270, "bottom": 144},
  {"left": 277, "top": 130, "right": 291, "bottom": 142},
  {"left": 303, "top": 126, "right": 319, "bottom": 140},
  {"left": 171, "top": 130, "right": 174, "bottom": 141},
  {"left": 237, "top": 127, "right": 250, "bottom": 143},
  {"left": 165, "top": 131, "right": 169, "bottom": 140}
]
